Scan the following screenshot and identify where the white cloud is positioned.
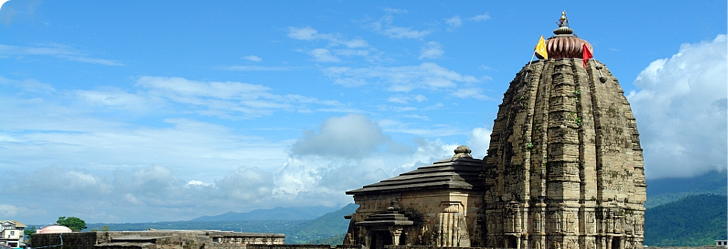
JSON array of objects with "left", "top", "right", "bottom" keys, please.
[
  {"left": 244, "top": 55, "right": 262, "bottom": 62},
  {"left": 288, "top": 27, "right": 370, "bottom": 49},
  {"left": 0, "top": 204, "right": 20, "bottom": 217},
  {"left": 445, "top": 15, "right": 462, "bottom": 31},
  {"left": 450, "top": 87, "right": 492, "bottom": 100},
  {"left": 324, "top": 62, "right": 478, "bottom": 92},
  {"left": 469, "top": 13, "right": 491, "bottom": 21},
  {"left": 419, "top": 41, "right": 444, "bottom": 60},
  {"left": 467, "top": 127, "right": 491, "bottom": 159},
  {"left": 383, "top": 7, "right": 407, "bottom": 14},
  {"left": 134, "top": 76, "right": 340, "bottom": 118},
  {"left": 216, "top": 167, "right": 275, "bottom": 202},
  {"left": 0, "top": 103, "right": 475, "bottom": 223},
  {"left": 75, "top": 89, "right": 155, "bottom": 111},
  {"left": 288, "top": 26, "right": 321, "bottom": 40},
  {"left": 0, "top": 44, "right": 123, "bottom": 66},
  {"left": 287, "top": 27, "right": 373, "bottom": 62},
  {"left": 13, "top": 166, "right": 113, "bottom": 198},
  {"left": 378, "top": 118, "right": 465, "bottom": 137},
  {"left": 219, "top": 65, "right": 297, "bottom": 71},
  {"left": 272, "top": 115, "right": 461, "bottom": 205},
  {"left": 186, "top": 180, "right": 212, "bottom": 187},
  {"left": 388, "top": 94, "right": 428, "bottom": 104},
  {"left": 57, "top": 55, "right": 124, "bottom": 66},
  {"left": 628, "top": 34, "right": 727, "bottom": 179},
  {"left": 290, "top": 114, "right": 390, "bottom": 158},
  {"left": 0, "top": 76, "right": 55, "bottom": 93},
  {"left": 342, "top": 38, "right": 369, "bottom": 49},
  {"left": 369, "top": 15, "right": 432, "bottom": 39},
  {"left": 0, "top": 204, "right": 45, "bottom": 218},
  {"left": 310, "top": 48, "right": 341, "bottom": 62}
]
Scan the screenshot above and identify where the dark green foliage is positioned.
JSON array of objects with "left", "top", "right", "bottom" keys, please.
[
  {"left": 645, "top": 194, "right": 727, "bottom": 246},
  {"left": 57, "top": 216, "right": 87, "bottom": 232},
  {"left": 24, "top": 226, "right": 36, "bottom": 236},
  {"left": 307, "top": 234, "right": 346, "bottom": 246},
  {"left": 288, "top": 203, "right": 358, "bottom": 244}
]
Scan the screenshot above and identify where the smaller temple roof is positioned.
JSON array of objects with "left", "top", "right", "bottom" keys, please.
[
  {"left": 356, "top": 206, "right": 414, "bottom": 227},
  {"left": 346, "top": 145, "right": 483, "bottom": 195}
]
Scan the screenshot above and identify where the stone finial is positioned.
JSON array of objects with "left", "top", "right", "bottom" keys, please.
[
  {"left": 558, "top": 11, "right": 569, "bottom": 28},
  {"left": 554, "top": 11, "right": 574, "bottom": 35},
  {"left": 452, "top": 145, "right": 473, "bottom": 159}
]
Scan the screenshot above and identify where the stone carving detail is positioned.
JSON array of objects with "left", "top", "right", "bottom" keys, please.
[
  {"left": 533, "top": 212, "right": 543, "bottom": 233},
  {"left": 634, "top": 213, "right": 644, "bottom": 235},
  {"left": 551, "top": 239, "right": 561, "bottom": 249},
  {"left": 566, "top": 212, "right": 577, "bottom": 234},
  {"left": 435, "top": 202, "right": 470, "bottom": 247},
  {"left": 586, "top": 239, "right": 595, "bottom": 249},
  {"left": 550, "top": 212, "right": 562, "bottom": 233},
  {"left": 586, "top": 212, "right": 596, "bottom": 234}
]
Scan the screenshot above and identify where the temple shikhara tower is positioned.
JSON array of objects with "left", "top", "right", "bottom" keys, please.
[
  {"left": 481, "top": 12, "right": 646, "bottom": 249},
  {"left": 344, "top": 13, "right": 646, "bottom": 249}
]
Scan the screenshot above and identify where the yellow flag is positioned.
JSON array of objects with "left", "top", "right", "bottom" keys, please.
[{"left": 535, "top": 36, "right": 548, "bottom": 60}]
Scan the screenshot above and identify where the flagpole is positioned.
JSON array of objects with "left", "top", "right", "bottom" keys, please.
[
  {"left": 528, "top": 35, "right": 548, "bottom": 81},
  {"left": 527, "top": 53, "right": 536, "bottom": 68},
  {"left": 524, "top": 53, "right": 535, "bottom": 80}
]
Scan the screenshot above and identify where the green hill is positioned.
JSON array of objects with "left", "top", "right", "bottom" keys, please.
[
  {"left": 191, "top": 206, "right": 339, "bottom": 221},
  {"left": 646, "top": 170, "right": 727, "bottom": 208},
  {"left": 290, "top": 203, "right": 358, "bottom": 244},
  {"left": 644, "top": 194, "right": 727, "bottom": 246}
]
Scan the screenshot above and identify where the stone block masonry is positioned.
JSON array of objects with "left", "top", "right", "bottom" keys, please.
[{"left": 31, "top": 230, "right": 285, "bottom": 249}]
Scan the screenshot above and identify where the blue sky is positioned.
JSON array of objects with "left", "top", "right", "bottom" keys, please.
[{"left": 0, "top": 1, "right": 725, "bottom": 224}]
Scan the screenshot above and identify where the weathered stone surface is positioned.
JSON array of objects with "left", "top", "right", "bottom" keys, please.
[
  {"left": 482, "top": 58, "right": 646, "bottom": 249},
  {"left": 31, "top": 230, "right": 285, "bottom": 249},
  {"left": 345, "top": 147, "right": 484, "bottom": 248}
]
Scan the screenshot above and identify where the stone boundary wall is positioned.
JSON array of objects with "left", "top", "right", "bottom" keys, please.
[
  {"left": 248, "top": 245, "right": 366, "bottom": 249},
  {"left": 31, "top": 232, "right": 99, "bottom": 249},
  {"left": 647, "top": 247, "right": 726, "bottom": 249},
  {"left": 386, "top": 246, "right": 509, "bottom": 249},
  {"left": 384, "top": 246, "right": 722, "bottom": 249},
  {"left": 31, "top": 231, "right": 286, "bottom": 249}
]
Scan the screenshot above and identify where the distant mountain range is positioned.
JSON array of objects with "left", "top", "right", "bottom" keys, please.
[
  {"left": 645, "top": 170, "right": 727, "bottom": 208},
  {"left": 190, "top": 206, "right": 341, "bottom": 221},
  {"left": 82, "top": 204, "right": 359, "bottom": 244}
]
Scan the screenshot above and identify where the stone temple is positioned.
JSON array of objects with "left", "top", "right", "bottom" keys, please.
[{"left": 344, "top": 13, "right": 646, "bottom": 249}]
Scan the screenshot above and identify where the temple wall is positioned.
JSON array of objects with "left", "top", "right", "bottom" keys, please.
[{"left": 350, "top": 189, "right": 483, "bottom": 247}]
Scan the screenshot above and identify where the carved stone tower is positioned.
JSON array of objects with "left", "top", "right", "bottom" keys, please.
[{"left": 482, "top": 13, "right": 646, "bottom": 249}]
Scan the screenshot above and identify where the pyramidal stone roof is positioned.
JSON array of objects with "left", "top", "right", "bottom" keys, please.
[{"left": 346, "top": 145, "right": 484, "bottom": 195}]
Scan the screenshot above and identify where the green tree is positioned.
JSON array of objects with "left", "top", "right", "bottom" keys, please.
[
  {"left": 57, "top": 216, "right": 87, "bottom": 232},
  {"left": 24, "top": 226, "right": 36, "bottom": 236}
]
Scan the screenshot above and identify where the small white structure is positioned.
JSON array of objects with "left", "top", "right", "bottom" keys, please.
[
  {"left": 0, "top": 220, "right": 26, "bottom": 248},
  {"left": 716, "top": 240, "right": 728, "bottom": 247}
]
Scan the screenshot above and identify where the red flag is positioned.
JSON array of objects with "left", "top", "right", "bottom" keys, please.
[{"left": 582, "top": 44, "right": 593, "bottom": 68}]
